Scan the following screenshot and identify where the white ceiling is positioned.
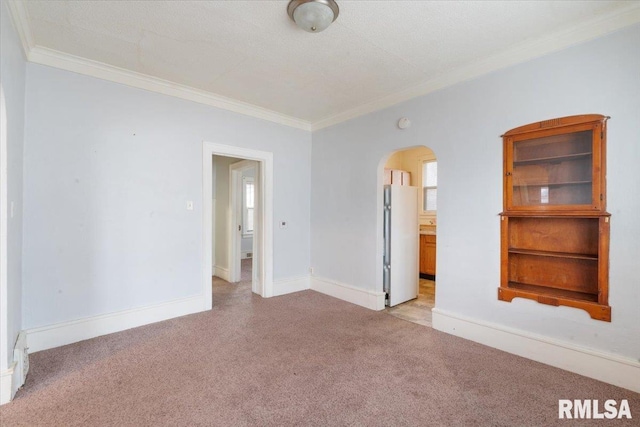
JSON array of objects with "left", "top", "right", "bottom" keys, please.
[{"left": 11, "top": 0, "right": 640, "bottom": 129}]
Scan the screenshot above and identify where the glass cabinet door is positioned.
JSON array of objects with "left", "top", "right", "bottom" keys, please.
[{"left": 505, "top": 123, "right": 602, "bottom": 211}]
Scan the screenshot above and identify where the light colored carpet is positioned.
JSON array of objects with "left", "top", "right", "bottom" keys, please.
[{"left": 1, "top": 270, "right": 637, "bottom": 426}]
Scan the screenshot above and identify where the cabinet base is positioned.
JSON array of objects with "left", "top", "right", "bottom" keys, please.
[{"left": 498, "top": 287, "right": 611, "bottom": 322}]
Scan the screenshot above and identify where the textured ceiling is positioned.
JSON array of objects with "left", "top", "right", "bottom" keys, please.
[{"left": 19, "top": 0, "right": 639, "bottom": 125}]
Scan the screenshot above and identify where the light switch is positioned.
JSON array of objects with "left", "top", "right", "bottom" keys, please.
[
  {"left": 279, "top": 220, "right": 287, "bottom": 229},
  {"left": 186, "top": 201, "right": 194, "bottom": 211}
]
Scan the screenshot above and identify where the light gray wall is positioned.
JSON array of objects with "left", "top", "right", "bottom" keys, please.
[
  {"left": 0, "top": 0, "right": 26, "bottom": 369},
  {"left": 311, "top": 24, "right": 640, "bottom": 359},
  {"left": 22, "top": 64, "right": 311, "bottom": 329}
]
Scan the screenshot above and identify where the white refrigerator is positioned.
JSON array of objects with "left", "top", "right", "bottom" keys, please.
[{"left": 383, "top": 184, "right": 419, "bottom": 307}]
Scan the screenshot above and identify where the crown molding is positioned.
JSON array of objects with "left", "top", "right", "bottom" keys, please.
[
  {"left": 311, "top": 3, "right": 640, "bottom": 131},
  {"left": 27, "top": 47, "right": 312, "bottom": 131},
  {"left": 6, "top": 0, "right": 640, "bottom": 132},
  {"left": 5, "top": 1, "right": 311, "bottom": 130},
  {"left": 5, "top": 0, "right": 34, "bottom": 57}
]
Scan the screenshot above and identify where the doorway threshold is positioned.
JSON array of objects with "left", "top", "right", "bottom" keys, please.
[{"left": 385, "top": 278, "right": 435, "bottom": 327}]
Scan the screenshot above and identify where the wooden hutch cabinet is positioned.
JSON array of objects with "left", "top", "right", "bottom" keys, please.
[{"left": 499, "top": 115, "right": 611, "bottom": 321}]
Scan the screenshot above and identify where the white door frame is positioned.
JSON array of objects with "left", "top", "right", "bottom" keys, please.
[
  {"left": 228, "top": 159, "right": 256, "bottom": 284},
  {"left": 0, "top": 84, "right": 9, "bottom": 373},
  {"left": 202, "top": 142, "right": 273, "bottom": 310}
]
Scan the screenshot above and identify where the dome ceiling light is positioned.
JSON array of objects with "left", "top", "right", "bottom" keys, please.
[{"left": 287, "top": 0, "right": 340, "bottom": 33}]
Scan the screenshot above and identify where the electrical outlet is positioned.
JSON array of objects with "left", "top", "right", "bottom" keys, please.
[
  {"left": 186, "top": 201, "right": 194, "bottom": 211},
  {"left": 309, "top": 267, "right": 314, "bottom": 275},
  {"left": 279, "top": 220, "right": 287, "bottom": 229}
]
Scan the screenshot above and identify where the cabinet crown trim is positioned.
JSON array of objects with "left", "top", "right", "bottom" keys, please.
[
  {"left": 502, "top": 114, "right": 609, "bottom": 137},
  {"left": 499, "top": 211, "right": 611, "bottom": 218}
]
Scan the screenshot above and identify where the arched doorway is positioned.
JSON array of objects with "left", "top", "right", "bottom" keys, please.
[{"left": 377, "top": 145, "right": 438, "bottom": 326}]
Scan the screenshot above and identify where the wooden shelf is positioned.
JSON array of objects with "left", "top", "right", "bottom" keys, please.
[
  {"left": 512, "top": 180, "right": 591, "bottom": 188},
  {"left": 501, "top": 211, "right": 610, "bottom": 218},
  {"left": 498, "top": 285, "right": 610, "bottom": 322},
  {"left": 506, "top": 281, "right": 598, "bottom": 302},
  {"left": 514, "top": 152, "right": 591, "bottom": 166},
  {"left": 500, "top": 114, "right": 610, "bottom": 322},
  {"left": 508, "top": 248, "right": 597, "bottom": 260}
]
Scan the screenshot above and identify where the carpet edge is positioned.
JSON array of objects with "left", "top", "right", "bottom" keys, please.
[
  {"left": 25, "top": 294, "right": 207, "bottom": 353},
  {"left": 432, "top": 307, "right": 640, "bottom": 393}
]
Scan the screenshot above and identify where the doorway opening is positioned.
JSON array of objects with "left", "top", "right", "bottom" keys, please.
[
  {"left": 202, "top": 142, "right": 274, "bottom": 310},
  {"left": 210, "top": 156, "right": 258, "bottom": 306},
  {"left": 378, "top": 145, "right": 437, "bottom": 327}
]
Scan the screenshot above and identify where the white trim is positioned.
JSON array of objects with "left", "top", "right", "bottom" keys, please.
[
  {"left": 0, "top": 362, "right": 16, "bottom": 405},
  {"left": 8, "top": 1, "right": 639, "bottom": 132},
  {"left": 203, "top": 142, "right": 273, "bottom": 303},
  {"left": 5, "top": 0, "right": 33, "bottom": 58},
  {"left": 432, "top": 308, "right": 640, "bottom": 393},
  {"left": 213, "top": 265, "right": 230, "bottom": 282},
  {"left": 416, "top": 154, "right": 438, "bottom": 223},
  {"left": 26, "top": 295, "right": 205, "bottom": 354},
  {"left": 27, "top": 46, "right": 312, "bottom": 131},
  {"left": 229, "top": 160, "right": 256, "bottom": 284},
  {"left": 211, "top": 198, "right": 216, "bottom": 272},
  {"left": 0, "top": 84, "right": 8, "bottom": 373},
  {"left": 12, "top": 331, "right": 27, "bottom": 391},
  {"left": 272, "top": 275, "right": 310, "bottom": 297},
  {"left": 419, "top": 158, "right": 438, "bottom": 215},
  {"left": 311, "top": 3, "right": 640, "bottom": 130},
  {"left": 241, "top": 175, "right": 255, "bottom": 238},
  {"left": 310, "top": 276, "right": 386, "bottom": 311}
]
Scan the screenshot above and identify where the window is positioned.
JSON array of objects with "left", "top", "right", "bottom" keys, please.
[
  {"left": 242, "top": 176, "right": 254, "bottom": 236},
  {"left": 422, "top": 160, "right": 437, "bottom": 211}
]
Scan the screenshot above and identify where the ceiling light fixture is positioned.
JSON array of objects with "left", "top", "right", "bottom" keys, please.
[{"left": 287, "top": 0, "right": 339, "bottom": 33}]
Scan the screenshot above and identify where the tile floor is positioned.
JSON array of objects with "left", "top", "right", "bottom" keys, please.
[{"left": 385, "top": 279, "right": 436, "bottom": 327}]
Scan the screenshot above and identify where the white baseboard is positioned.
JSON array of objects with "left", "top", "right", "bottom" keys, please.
[
  {"left": 25, "top": 273, "right": 309, "bottom": 356},
  {"left": 241, "top": 251, "right": 253, "bottom": 260},
  {"left": 310, "top": 276, "right": 386, "bottom": 311},
  {"left": 432, "top": 308, "right": 640, "bottom": 393},
  {"left": 12, "top": 331, "right": 28, "bottom": 387},
  {"left": 272, "top": 275, "right": 310, "bottom": 297},
  {"left": 26, "top": 294, "right": 206, "bottom": 353},
  {"left": 0, "top": 330, "right": 30, "bottom": 405},
  {"left": 213, "top": 265, "right": 230, "bottom": 282},
  {"left": 0, "top": 362, "right": 16, "bottom": 405}
]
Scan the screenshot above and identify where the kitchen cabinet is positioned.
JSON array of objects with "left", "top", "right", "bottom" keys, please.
[
  {"left": 499, "top": 114, "right": 611, "bottom": 321},
  {"left": 420, "top": 234, "right": 436, "bottom": 278}
]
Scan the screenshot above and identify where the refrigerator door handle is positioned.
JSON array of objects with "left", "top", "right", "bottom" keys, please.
[
  {"left": 383, "top": 185, "right": 391, "bottom": 297},
  {"left": 383, "top": 205, "right": 391, "bottom": 266}
]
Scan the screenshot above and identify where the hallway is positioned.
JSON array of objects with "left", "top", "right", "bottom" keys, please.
[{"left": 212, "top": 258, "right": 253, "bottom": 307}]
